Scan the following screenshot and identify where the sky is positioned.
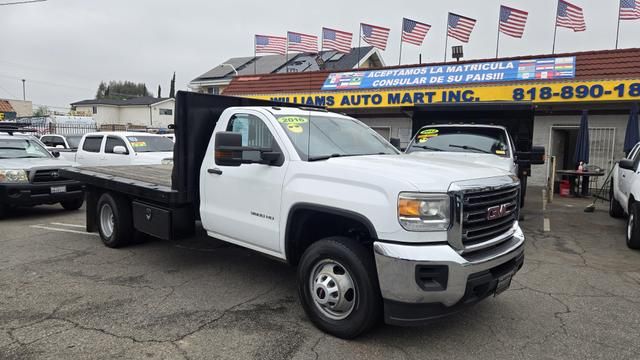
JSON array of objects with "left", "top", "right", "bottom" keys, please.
[{"left": 0, "top": 0, "right": 637, "bottom": 111}]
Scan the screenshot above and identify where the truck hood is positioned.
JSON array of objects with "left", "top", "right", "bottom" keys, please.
[
  {"left": 0, "top": 158, "right": 77, "bottom": 170},
  {"left": 322, "top": 154, "right": 514, "bottom": 192},
  {"left": 131, "top": 152, "right": 173, "bottom": 164},
  {"left": 406, "top": 152, "right": 514, "bottom": 173}
]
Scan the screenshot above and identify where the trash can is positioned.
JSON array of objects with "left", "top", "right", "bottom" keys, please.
[{"left": 559, "top": 180, "right": 571, "bottom": 197}]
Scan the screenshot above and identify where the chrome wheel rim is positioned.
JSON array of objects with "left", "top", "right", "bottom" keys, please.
[
  {"left": 309, "top": 259, "right": 356, "bottom": 321},
  {"left": 100, "top": 204, "right": 115, "bottom": 238}
]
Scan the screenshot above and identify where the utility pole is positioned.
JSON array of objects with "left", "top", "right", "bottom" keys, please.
[{"left": 21, "top": 79, "right": 25, "bottom": 100}]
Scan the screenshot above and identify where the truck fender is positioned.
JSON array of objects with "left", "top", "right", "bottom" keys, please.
[{"left": 284, "top": 203, "right": 378, "bottom": 266}]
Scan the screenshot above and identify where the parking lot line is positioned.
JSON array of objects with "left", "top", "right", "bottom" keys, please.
[
  {"left": 543, "top": 218, "right": 551, "bottom": 232},
  {"left": 50, "top": 222, "right": 86, "bottom": 228},
  {"left": 30, "top": 224, "right": 99, "bottom": 236}
]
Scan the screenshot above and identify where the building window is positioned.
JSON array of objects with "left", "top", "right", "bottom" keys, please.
[
  {"left": 159, "top": 109, "right": 173, "bottom": 116},
  {"left": 92, "top": 106, "right": 97, "bottom": 114}
]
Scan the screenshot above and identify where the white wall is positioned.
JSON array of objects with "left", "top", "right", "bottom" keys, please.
[
  {"left": 120, "top": 106, "right": 152, "bottom": 127},
  {"left": 75, "top": 105, "right": 120, "bottom": 126},
  {"left": 7, "top": 99, "right": 32, "bottom": 117},
  {"left": 150, "top": 101, "right": 175, "bottom": 128},
  {"left": 531, "top": 113, "right": 628, "bottom": 187},
  {"left": 74, "top": 100, "right": 175, "bottom": 128}
]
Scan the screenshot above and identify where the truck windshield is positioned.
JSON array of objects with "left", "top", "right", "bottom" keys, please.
[
  {"left": 0, "top": 138, "right": 52, "bottom": 159},
  {"left": 276, "top": 114, "right": 398, "bottom": 161},
  {"left": 126, "top": 136, "right": 174, "bottom": 153},
  {"left": 406, "top": 127, "right": 511, "bottom": 157}
]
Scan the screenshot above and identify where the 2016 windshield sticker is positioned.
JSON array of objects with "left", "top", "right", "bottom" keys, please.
[
  {"left": 496, "top": 149, "right": 506, "bottom": 155},
  {"left": 127, "top": 137, "right": 138, "bottom": 141},
  {"left": 287, "top": 123, "right": 304, "bottom": 134},
  {"left": 277, "top": 116, "right": 308, "bottom": 124},
  {"left": 130, "top": 141, "right": 147, "bottom": 147},
  {"left": 417, "top": 129, "right": 438, "bottom": 142}
]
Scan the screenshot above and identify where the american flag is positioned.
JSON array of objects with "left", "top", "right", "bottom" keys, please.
[
  {"left": 255, "top": 35, "right": 286, "bottom": 55},
  {"left": 447, "top": 13, "right": 477, "bottom": 43},
  {"left": 556, "top": 0, "right": 586, "bottom": 32},
  {"left": 361, "top": 23, "right": 391, "bottom": 50},
  {"left": 402, "top": 18, "right": 431, "bottom": 46},
  {"left": 287, "top": 31, "right": 318, "bottom": 53},
  {"left": 322, "top": 27, "right": 353, "bottom": 53},
  {"left": 620, "top": 0, "right": 640, "bottom": 20},
  {"left": 499, "top": 5, "right": 528, "bottom": 38}
]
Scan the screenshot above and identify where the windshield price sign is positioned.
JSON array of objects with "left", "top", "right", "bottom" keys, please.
[{"left": 321, "top": 57, "right": 576, "bottom": 91}]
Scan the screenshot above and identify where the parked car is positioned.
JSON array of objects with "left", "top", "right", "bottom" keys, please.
[
  {"left": 609, "top": 142, "right": 640, "bottom": 249},
  {"left": 405, "top": 122, "right": 544, "bottom": 208},
  {"left": 40, "top": 134, "right": 83, "bottom": 161},
  {"left": 0, "top": 128, "right": 84, "bottom": 218},
  {"left": 73, "top": 132, "right": 174, "bottom": 166},
  {"left": 61, "top": 92, "right": 526, "bottom": 338}
]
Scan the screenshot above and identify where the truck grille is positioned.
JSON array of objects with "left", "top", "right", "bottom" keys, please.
[
  {"left": 462, "top": 185, "right": 519, "bottom": 247},
  {"left": 32, "top": 169, "right": 67, "bottom": 183}
]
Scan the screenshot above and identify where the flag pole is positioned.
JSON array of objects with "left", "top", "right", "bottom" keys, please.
[
  {"left": 444, "top": 13, "right": 449, "bottom": 62},
  {"left": 254, "top": 35, "right": 257, "bottom": 75},
  {"left": 495, "top": 6, "right": 501, "bottom": 58},
  {"left": 286, "top": 33, "right": 289, "bottom": 73},
  {"left": 399, "top": 19, "right": 404, "bottom": 65},
  {"left": 615, "top": 0, "right": 622, "bottom": 49},
  {"left": 552, "top": 1, "right": 560, "bottom": 54},
  {"left": 357, "top": 24, "right": 362, "bottom": 68}
]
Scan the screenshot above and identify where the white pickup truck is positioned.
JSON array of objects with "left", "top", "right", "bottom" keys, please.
[
  {"left": 609, "top": 142, "right": 640, "bottom": 249},
  {"left": 73, "top": 132, "right": 174, "bottom": 166},
  {"left": 60, "top": 93, "right": 526, "bottom": 338}
]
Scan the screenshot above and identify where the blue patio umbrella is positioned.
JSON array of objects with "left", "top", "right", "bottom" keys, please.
[
  {"left": 574, "top": 110, "right": 590, "bottom": 167},
  {"left": 624, "top": 103, "right": 639, "bottom": 155}
]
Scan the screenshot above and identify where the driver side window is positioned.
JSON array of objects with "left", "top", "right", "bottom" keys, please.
[{"left": 226, "top": 114, "right": 274, "bottom": 149}]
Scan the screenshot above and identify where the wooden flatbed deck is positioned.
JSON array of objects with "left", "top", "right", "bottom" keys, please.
[{"left": 59, "top": 165, "right": 188, "bottom": 205}]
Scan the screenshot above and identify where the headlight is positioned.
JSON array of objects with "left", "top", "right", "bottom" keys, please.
[
  {"left": 398, "top": 193, "right": 451, "bottom": 231},
  {"left": 0, "top": 169, "right": 29, "bottom": 183}
]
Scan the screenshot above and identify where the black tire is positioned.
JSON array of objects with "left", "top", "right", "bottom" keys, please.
[
  {"left": 519, "top": 175, "right": 527, "bottom": 209},
  {"left": 96, "top": 192, "right": 133, "bottom": 248},
  {"left": 297, "top": 236, "right": 382, "bottom": 339},
  {"left": 609, "top": 184, "right": 624, "bottom": 218},
  {"left": 60, "top": 198, "right": 84, "bottom": 211},
  {"left": 627, "top": 203, "right": 640, "bottom": 250}
]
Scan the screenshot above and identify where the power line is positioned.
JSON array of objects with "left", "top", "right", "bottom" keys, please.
[{"left": 0, "top": 0, "right": 46, "bottom": 6}]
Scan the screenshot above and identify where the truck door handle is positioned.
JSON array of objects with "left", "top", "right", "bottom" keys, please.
[{"left": 207, "top": 168, "right": 223, "bottom": 175}]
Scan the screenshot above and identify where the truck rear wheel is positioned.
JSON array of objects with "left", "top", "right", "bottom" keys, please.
[
  {"left": 627, "top": 203, "right": 640, "bottom": 250},
  {"left": 609, "top": 185, "right": 624, "bottom": 218},
  {"left": 96, "top": 193, "right": 133, "bottom": 248},
  {"left": 297, "top": 236, "right": 382, "bottom": 339}
]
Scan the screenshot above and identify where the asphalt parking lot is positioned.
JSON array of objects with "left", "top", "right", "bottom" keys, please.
[{"left": 1, "top": 190, "right": 639, "bottom": 360}]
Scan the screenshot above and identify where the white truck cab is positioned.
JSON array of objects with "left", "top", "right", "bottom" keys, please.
[{"left": 74, "top": 132, "right": 174, "bottom": 166}]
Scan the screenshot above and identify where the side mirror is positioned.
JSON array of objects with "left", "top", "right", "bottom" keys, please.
[
  {"left": 516, "top": 146, "right": 546, "bottom": 165},
  {"left": 261, "top": 151, "right": 282, "bottom": 165},
  {"left": 389, "top": 137, "right": 401, "bottom": 151},
  {"left": 113, "top": 145, "right": 128, "bottom": 154},
  {"left": 51, "top": 151, "right": 60, "bottom": 158},
  {"left": 619, "top": 159, "right": 635, "bottom": 171},
  {"left": 215, "top": 132, "right": 243, "bottom": 167}
]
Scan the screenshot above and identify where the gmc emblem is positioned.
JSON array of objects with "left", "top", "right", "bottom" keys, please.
[{"left": 486, "top": 203, "right": 511, "bottom": 221}]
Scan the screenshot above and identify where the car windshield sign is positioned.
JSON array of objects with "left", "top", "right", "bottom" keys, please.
[
  {"left": 276, "top": 114, "right": 398, "bottom": 161},
  {"left": 407, "top": 127, "right": 510, "bottom": 157},
  {"left": 126, "top": 136, "right": 174, "bottom": 152},
  {"left": 0, "top": 138, "right": 52, "bottom": 159}
]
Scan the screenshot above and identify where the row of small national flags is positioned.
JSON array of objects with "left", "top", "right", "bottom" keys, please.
[{"left": 255, "top": 0, "right": 640, "bottom": 58}]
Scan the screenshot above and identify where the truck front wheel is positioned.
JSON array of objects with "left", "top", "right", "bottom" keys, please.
[
  {"left": 61, "top": 198, "right": 84, "bottom": 211},
  {"left": 297, "top": 236, "right": 382, "bottom": 339},
  {"left": 96, "top": 193, "right": 133, "bottom": 248},
  {"left": 627, "top": 203, "right": 640, "bottom": 249}
]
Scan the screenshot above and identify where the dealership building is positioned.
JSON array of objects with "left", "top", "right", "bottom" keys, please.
[{"left": 222, "top": 47, "right": 640, "bottom": 187}]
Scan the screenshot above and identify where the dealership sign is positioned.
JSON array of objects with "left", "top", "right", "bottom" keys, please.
[
  {"left": 246, "top": 80, "right": 640, "bottom": 109},
  {"left": 321, "top": 57, "right": 576, "bottom": 91}
]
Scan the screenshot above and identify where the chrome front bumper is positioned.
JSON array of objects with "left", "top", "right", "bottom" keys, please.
[{"left": 373, "top": 223, "right": 525, "bottom": 323}]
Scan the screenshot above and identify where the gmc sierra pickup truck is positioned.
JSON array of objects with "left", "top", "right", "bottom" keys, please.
[{"left": 60, "top": 93, "right": 525, "bottom": 338}]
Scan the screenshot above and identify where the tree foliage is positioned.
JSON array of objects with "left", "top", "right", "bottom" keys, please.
[
  {"left": 33, "top": 105, "right": 49, "bottom": 117},
  {"left": 169, "top": 72, "right": 176, "bottom": 98},
  {"left": 95, "top": 81, "right": 151, "bottom": 100}
]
